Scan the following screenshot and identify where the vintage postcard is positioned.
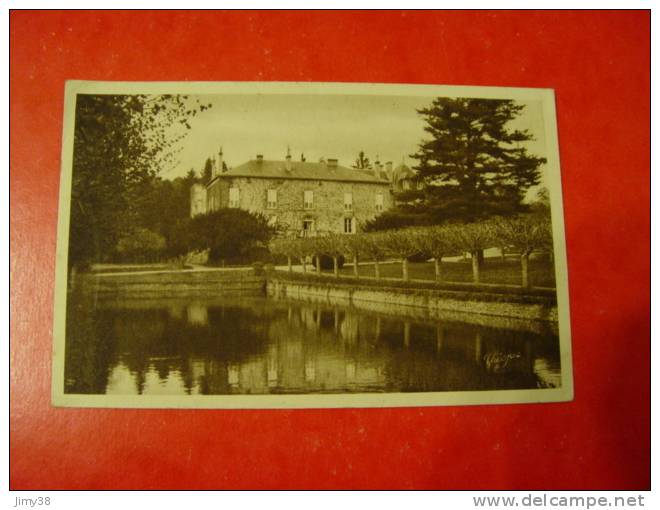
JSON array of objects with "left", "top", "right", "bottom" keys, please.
[{"left": 52, "top": 81, "right": 572, "bottom": 408}]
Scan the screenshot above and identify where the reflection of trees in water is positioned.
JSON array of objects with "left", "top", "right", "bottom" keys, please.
[
  {"left": 374, "top": 320, "right": 560, "bottom": 392},
  {"left": 65, "top": 294, "right": 561, "bottom": 395},
  {"left": 64, "top": 294, "right": 116, "bottom": 394},
  {"left": 66, "top": 297, "right": 278, "bottom": 394}
]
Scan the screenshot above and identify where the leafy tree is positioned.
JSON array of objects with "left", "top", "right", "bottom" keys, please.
[
  {"left": 115, "top": 227, "right": 166, "bottom": 263},
  {"left": 352, "top": 151, "right": 372, "bottom": 170},
  {"left": 529, "top": 186, "right": 551, "bottom": 215},
  {"left": 185, "top": 168, "right": 198, "bottom": 183},
  {"left": 407, "top": 97, "right": 547, "bottom": 223},
  {"left": 69, "top": 94, "right": 211, "bottom": 269},
  {"left": 307, "top": 237, "right": 325, "bottom": 274},
  {"left": 186, "top": 209, "right": 276, "bottom": 265},
  {"left": 447, "top": 221, "right": 496, "bottom": 284},
  {"left": 201, "top": 157, "right": 213, "bottom": 184},
  {"left": 270, "top": 237, "right": 298, "bottom": 272},
  {"left": 412, "top": 225, "right": 459, "bottom": 282},
  {"left": 492, "top": 213, "right": 553, "bottom": 288},
  {"left": 360, "top": 233, "right": 388, "bottom": 280},
  {"left": 289, "top": 237, "right": 316, "bottom": 273},
  {"left": 168, "top": 218, "right": 196, "bottom": 258},
  {"left": 315, "top": 233, "right": 345, "bottom": 277},
  {"left": 137, "top": 176, "right": 195, "bottom": 256},
  {"left": 381, "top": 228, "right": 419, "bottom": 281},
  {"left": 340, "top": 234, "right": 363, "bottom": 279},
  {"left": 363, "top": 209, "right": 429, "bottom": 232}
]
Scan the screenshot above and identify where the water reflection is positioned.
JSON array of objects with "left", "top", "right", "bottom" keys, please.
[{"left": 64, "top": 294, "right": 561, "bottom": 395}]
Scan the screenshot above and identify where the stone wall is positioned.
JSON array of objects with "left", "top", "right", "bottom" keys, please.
[
  {"left": 266, "top": 277, "right": 558, "bottom": 334},
  {"left": 77, "top": 269, "right": 266, "bottom": 298},
  {"left": 206, "top": 176, "right": 392, "bottom": 234}
]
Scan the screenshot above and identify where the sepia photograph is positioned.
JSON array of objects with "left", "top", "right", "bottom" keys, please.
[{"left": 52, "top": 81, "right": 572, "bottom": 408}]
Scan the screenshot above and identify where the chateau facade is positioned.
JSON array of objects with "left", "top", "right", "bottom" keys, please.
[{"left": 191, "top": 150, "right": 395, "bottom": 236}]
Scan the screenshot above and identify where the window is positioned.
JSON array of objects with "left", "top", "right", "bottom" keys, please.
[
  {"left": 344, "top": 217, "right": 354, "bottom": 234},
  {"left": 267, "top": 189, "right": 277, "bottom": 209},
  {"left": 402, "top": 180, "right": 410, "bottom": 190},
  {"left": 304, "top": 190, "right": 314, "bottom": 209},
  {"left": 344, "top": 192, "right": 353, "bottom": 211},
  {"left": 375, "top": 193, "right": 384, "bottom": 212},
  {"left": 229, "top": 187, "right": 240, "bottom": 208},
  {"left": 302, "top": 219, "right": 314, "bottom": 236}
]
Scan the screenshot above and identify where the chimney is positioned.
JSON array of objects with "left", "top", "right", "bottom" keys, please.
[
  {"left": 285, "top": 146, "right": 292, "bottom": 171},
  {"left": 385, "top": 161, "right": 393, "bottom": 176},
  {"left": 327, "top": 158, "right": 338, "bottom": 168},
  {"left": 374, "top": 156, "right": 382, "bottom": 174},
  {"left": 256, "top": 154, "right": 263, "bottom": 163}
]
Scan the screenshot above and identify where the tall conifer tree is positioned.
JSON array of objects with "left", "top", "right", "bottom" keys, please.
[{"left": 405, "top": 98, "right": 546, "bottom": 222}]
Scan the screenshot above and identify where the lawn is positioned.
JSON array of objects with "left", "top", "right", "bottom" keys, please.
[{"left": 325, "top": 256, "right": 556, "bottom": 288}]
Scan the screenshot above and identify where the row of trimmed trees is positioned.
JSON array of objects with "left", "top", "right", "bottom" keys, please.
[{"left": 270, "top": 213, "right": 553, "bottom": 289}]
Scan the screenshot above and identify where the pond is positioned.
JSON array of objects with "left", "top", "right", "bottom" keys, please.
[{"left": 64, "top": 293, "right": 561, "bottom": 395}]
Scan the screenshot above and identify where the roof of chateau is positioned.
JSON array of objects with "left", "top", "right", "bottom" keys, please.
[{"left": 212, "top": 159, "right": 391, "bottom": 185}]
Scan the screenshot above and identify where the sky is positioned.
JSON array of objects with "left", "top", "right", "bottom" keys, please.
[{"left": 163, "top": 93, "right": 548, "bottom": 195}]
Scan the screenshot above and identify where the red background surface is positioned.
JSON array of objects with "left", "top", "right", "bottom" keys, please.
[{"left": 9, "top": 11, "right": 650, "bottom": 490}]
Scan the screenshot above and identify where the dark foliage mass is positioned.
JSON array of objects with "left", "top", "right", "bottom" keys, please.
[
  {"left": 363, "top": 209, "right": 432, "bottom": 232},
  {"left": 183, "top": 209, "right": 276, "bottom": 265},
  {"left": 367, "top": 97, "right": 546, "bottom": 231},
  {"left": 410, "top": 98, "right": 546, "bottom": 220},
  {"left": 69, "top": 93, "right": 211, "bottom": 268}
]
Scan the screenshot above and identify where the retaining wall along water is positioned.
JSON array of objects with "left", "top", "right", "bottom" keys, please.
[
  {"left": 74, "top": 268, "right": 266, "bottom": 298},
  {"left": 72, "top": 268, "right": 557, "bottom": 332},
  {"left": 266, "top": 275, "right": 557, "bottom": 330}
]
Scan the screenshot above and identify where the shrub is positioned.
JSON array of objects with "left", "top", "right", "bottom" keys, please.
[
  {"left": 115, "top": 227, "right": 166, "bottom": 263},
  {"left": 186, "top": 208, "right": 276, "bottom": 265}
]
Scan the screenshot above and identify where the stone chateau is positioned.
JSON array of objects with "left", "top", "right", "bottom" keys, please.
[{"left": 191, "top": 148, "right": 416, "bottom": 237}]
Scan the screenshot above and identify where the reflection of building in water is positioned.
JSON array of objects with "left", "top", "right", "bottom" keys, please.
[
  {"left": 267, "top": 344, "right": 278, "bottom": 387},
  {"left": 227, "top": 363, "right": 240, "bottom": 387},
  {"left": 93, "top": 300, "right": 559, "bottom": 396},
  {"left": 304, "top": 360, "right": 316, "bottom": 382},
  {"left": 339, "top": 312, "right": 359, "bottom": 344},
  {"left": 168, "top": 305, "right": 185, "bottom": 320},
  {"left": 345, "top": 361, "right": 356, "bottom": 380},
  {"left": 187, "top": 303, "right": 209, "bottom": 326}
]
